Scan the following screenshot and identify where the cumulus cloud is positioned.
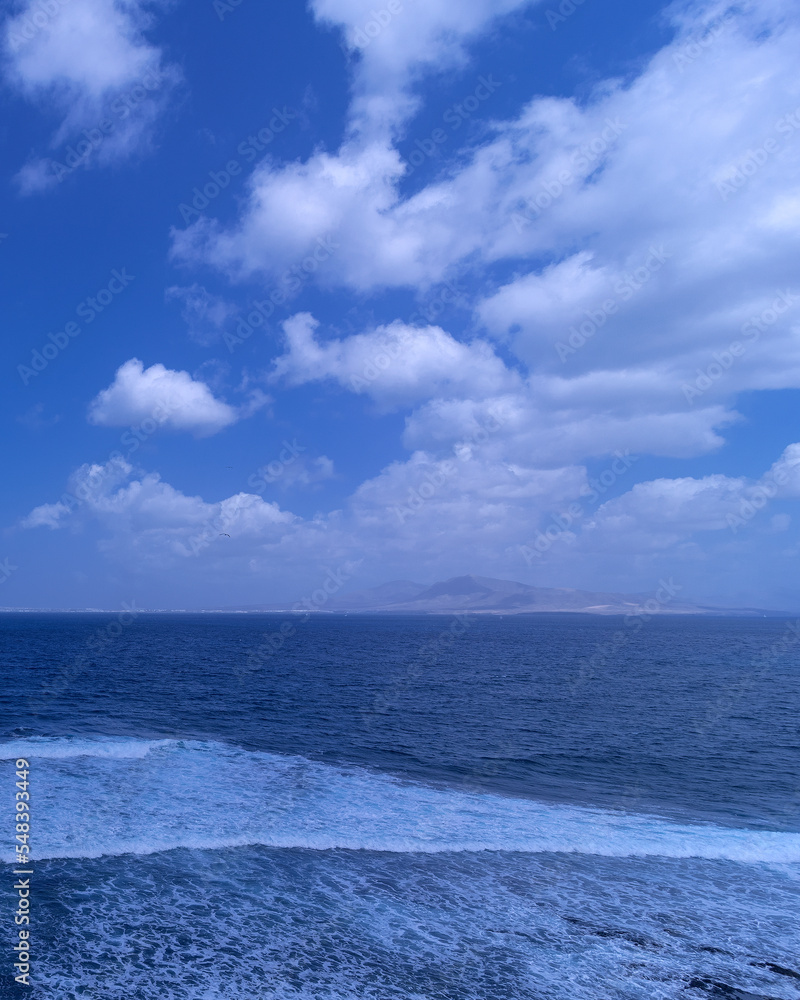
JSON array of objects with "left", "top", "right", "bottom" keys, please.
[
  {"left": 21, "top": 500, "right": 71, "bottom": 530},
  {"left": 311, "top": 0, "right": 534, "bottom": 133},
  {"left": 170, "top": 0, "right": 533, "bottom": 287},
  {"left": 574, "top": 443, "right": 800, "bottom": 552},
  {"left": 267, "top": 316, "right": 738, "bottom": 465},
  {"left": 19, "top": 440, "right": 800, "bottom": 608},
  {"left": 172, "top": 0, "right": 800, "bottom": 428},
  {"left": 3, "top": 0, "right": 179, "bottom": 192},
  {"left": 19, "top": 445, "right": 585, "bottom": 578},
  {"left": 402, "top": 391, "right": 737, "bottom": 466},
  {"left": 21, "top": 458, "right": 297, "bottom": 567},
  {"left": 97, "top": 0, "right": 800, "bottom": 607},
  {"left": 269, "top": 313, "right": 520, "bottom": 409},
  {"left": 171, "top": 141, "right": 408, "bottom": 288},
  {"left": 87, "top": 359, "right": 245, "bottom": 437}
]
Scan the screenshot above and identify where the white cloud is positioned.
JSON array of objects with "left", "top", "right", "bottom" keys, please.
[
  {"left": 170, "top": 0, "right": 532, "bottom": 287},
  {"left": 18, "top": 437, "right": 800, "bottom": 609},
  {"left": 171, "top": 141, "right": 406, "bottom": 287},
  {"left": 21, "top": 501, "right": 71, "bottom": 529},
  {"left": 87, "top": 359, "right": 243, "bottom": 437},
  {"left": 22, "top": 458, "right": 296, "bottom": 566},
  {"left": 165, "top": 284, "right": 238, "bottom": 346},
  {"left": 402, "top": 391, "right": 737, "bottom": 466},
  {"left": 269, "top": 312, "right": 520, "bottom": 409},
  {"left": 311, "top": 0, "right": 534, "bottom": 133},
  {"left": 478, "top": 251, "right": 616, "bottom": 347},
  {"left": 97, "top": 0, "right": 800, "bottom": 608},
  {"left": 19, "top": 447, "right": 587, "bottom": 581},
  {"left": 275, "top": 455, "right": 336, "bottom": 490},
  {"left": 173, "top": 0, "right": 800, "bottom": 424},
  {"left": 575, "top": 443, "right": 800, "bottom": 551},
  {"left": 764, "top": 442, "right": 800, "bottom": 497},
  {"left": 268, "top": 313, "right": 739, "bottom": 465},
  {"left": 248, "top": 451, "right": 337, "bottom": 494},
  {"left": 589, "top": 474, "right": 751, "bottom": 542},
  {"left": 3, "top": 0, "right": 178, "bottom": 191}
]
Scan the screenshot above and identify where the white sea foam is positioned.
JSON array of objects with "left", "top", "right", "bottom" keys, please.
[
  {"left": 3, "top": 735, "right": 799, "bottom": 864},
  {"left": 0, "top": 735, "right": 173, "bottom": 760}
]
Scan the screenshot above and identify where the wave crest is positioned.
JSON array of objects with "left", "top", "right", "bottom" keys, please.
[{"left": 3, "top": 736, "right": 799, "bottom": 864}]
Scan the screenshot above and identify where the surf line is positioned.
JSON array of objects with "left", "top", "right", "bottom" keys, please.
[{"left": 12, "top": 757, "right": 33, "bottom": 986}]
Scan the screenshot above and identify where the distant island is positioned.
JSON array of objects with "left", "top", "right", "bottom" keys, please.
[
  {"left": 229, "top": 575, "right": 780, "bottom": 616},
  {"left": 1, "top": 575, "right": 783, "bottom": 615}
]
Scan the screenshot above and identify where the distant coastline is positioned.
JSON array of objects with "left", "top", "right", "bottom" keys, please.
[{"left": 1, "top": 574, "right": 791, "bottom": 616}]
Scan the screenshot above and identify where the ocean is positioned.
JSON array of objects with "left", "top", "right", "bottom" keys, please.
[{"left": 1, "top": 612, "right": 798, "bottom": 999}]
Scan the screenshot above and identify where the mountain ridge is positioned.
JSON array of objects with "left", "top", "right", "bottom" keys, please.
[{"left": 231, "top": 575, "right": 781, "bottom": 616}]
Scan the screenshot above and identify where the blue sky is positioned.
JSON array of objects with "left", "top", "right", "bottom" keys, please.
[{"left": 2, "top": 0, "right": 800, "bottom": 610}]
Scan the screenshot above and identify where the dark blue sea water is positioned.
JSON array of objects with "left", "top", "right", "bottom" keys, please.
[{"left": 1, "top": 613, "right": 799, "bottom": 999}]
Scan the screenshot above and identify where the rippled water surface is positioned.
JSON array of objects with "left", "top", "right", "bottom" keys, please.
[{"left": 1, "top": 613, "right": 798, "bottom": 999}]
